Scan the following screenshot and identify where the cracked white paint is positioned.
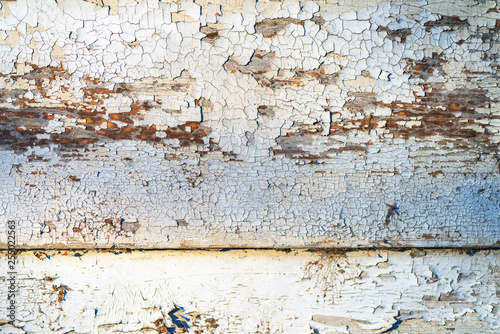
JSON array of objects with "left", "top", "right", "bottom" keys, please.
[
  {"left": 0, "top": 0, "right": 499, "bottom": 249},
  {"left": 0, "top": 249, "right": 499, "bottom": 333},
  {"left": 0, "top": 1, "right": 498, "bottom": 332}
]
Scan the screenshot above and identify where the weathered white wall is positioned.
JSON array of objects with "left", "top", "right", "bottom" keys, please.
[
  {"left": 0, "top": 249, "right": 499, "bottom": 333},
  {"left": 0, "top": 2, "right": 499, "bottom": 332},
  {"left": 0, "top": 0, "right": 499, "bottom": 248}
]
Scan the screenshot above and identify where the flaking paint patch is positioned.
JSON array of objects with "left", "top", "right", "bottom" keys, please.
[
  {"left": 255, "top": 18, "right": 305, "bottom": 38},
  {"left": 0, "top": 249, "right": 498, "bottom": 333},
  {"left": 0, "top": 65, "right": 210, "bottom": 152},
  {"left": 0, "top": 0, "right": 499, "bottom": 249}
]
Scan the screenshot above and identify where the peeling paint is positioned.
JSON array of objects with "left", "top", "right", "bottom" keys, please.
[
  {"left": 0, "top": 0, "right": 498, "bottom": 250},
  {"left": 0, "top": 249, "right": 499, "bottom": 333}
]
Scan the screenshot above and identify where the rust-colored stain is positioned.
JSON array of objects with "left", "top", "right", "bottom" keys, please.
[
  {"left": 257, "top": 105, "right": 275, "bottom": 118},
  {"left": 273, "top": 50, "right": 497, "bottom": 159},
  {"left": 273, "top": 117, "right": 370, "bottom": 159},
  {"left": 153, "top": 318, "right": 168, "bottom": 333},
  {"left": 68, "top": 175, "right": 81, "bottom": 182},
  {"left": 71, "top": 218, "right": 141, "bottom": 240},
  {"left": 273, "top": 130, "right": 368, "bottom": 159},
  {"left": 1, "top": 47, "right": 498, "bottom": 161},
  {"left": 51, "top": 284, "right": 70, "bottom": 303},
  {"left": 33, "top": 251, "right": 51, "bottom": 260},
  {"left": 302, "top": 251, "right": 346, "bottom": 300},
  {"left": 405, "top": 52, "right": 446, "bottom": 80},
  {"left": 339, "top": 85, "right": 496, "bottom": 151},
  {"left": 273, "top": 65, "right": 338, "bottom": 87},
  {"left": 201, "top": 25, "right": 220, "bottom": 45},
  {"left": 165, "top": 122, "right": 212, "bottom": 147},
  {"left": 384, "top": 204, "right": 399, "bottom": 225}
]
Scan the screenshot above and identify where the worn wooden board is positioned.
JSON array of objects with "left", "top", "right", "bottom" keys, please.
[
  {"left": 0, "top": 0, "right": 499, "bottom": 248},
  {"left": 0, "top": 249, "right": 499, "bottom": 333}
]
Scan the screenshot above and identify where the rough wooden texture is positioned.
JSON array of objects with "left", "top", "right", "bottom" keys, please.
[
  {"left": 0, "top": 249, "right": 499, "bottom": 333},
  {"left": 0, "top": 0, "right": 499, "bottom": 248}
]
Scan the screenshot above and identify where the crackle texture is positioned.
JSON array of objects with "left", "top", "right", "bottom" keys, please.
[
  {"left": 0, "top": 249, "right": 499, "bottom": 333},
  {"left": 0, "top": 0, "right": 499, "bottom": 248}
]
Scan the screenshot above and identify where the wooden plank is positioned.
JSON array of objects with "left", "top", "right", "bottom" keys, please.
[
  {"left": 0, "top": 249, "right": 498, "bottom": 333},
  {"left": 0, "top": 0, "right": 499, "bottom": 248}
]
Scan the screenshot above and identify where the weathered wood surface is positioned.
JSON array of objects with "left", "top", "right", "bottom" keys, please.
[
  {"left": 0, "top": 0, "right": 499, "bottom": 248},
  {"left": 0, "top": 249, "right": 499, "bottom": 333}
]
